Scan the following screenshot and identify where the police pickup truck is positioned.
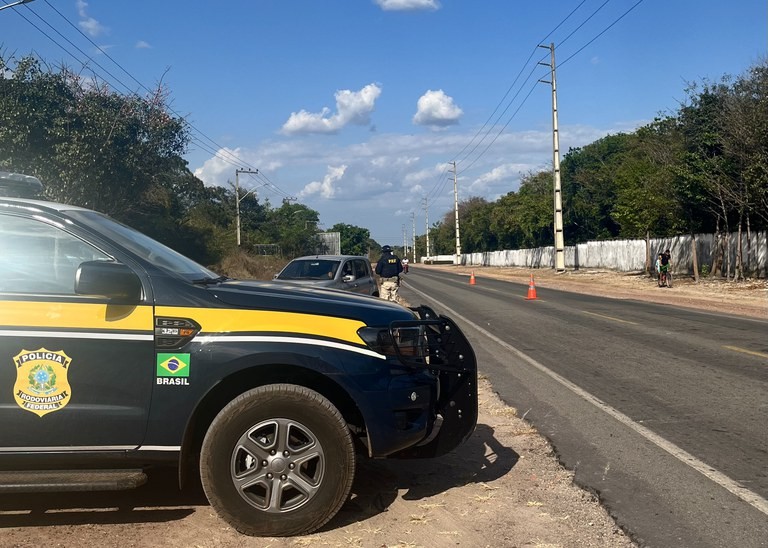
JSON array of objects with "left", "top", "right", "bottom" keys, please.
[{"left": 0, "top": 172, "right": 477, "bottom": 537}]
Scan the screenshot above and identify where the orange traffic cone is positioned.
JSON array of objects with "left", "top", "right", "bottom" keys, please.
[
  {"left": 469, "top": 271, "right": 476, "bottom": 285},
  {"left": 525, "top": 274, "right": 537, "bottom": 300}
]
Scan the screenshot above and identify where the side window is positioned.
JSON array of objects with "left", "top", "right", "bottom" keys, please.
[
  {"left": 354, "top": 260, "right": 369, "bottom": 278},
  {"left": 342, "top": 260, "right": 354, "bottom": 277},
  {"left": 0, "top": 214, "right": 112, "bottom": 295}
]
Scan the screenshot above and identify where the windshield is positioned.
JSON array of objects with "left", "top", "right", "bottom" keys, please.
[
  {"left": 66, "top": 209, "right": 219, "bottom": 282},
  {"left": 277, "top": 259, "right": 340, "bottom": 281}
]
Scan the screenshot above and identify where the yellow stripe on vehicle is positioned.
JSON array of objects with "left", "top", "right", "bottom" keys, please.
[
  {"left": 0, "top": 301, "right": 153, "bottom": 331},
  {"left": 156, "top": 306, "right": 367, "bottom": 345}
]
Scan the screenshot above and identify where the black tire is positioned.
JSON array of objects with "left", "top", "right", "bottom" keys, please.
[
  {"left": 200, "top": 384, "right": 355, "bottom": 536},
  {"left": 666, "top": 272, "right": 673, "bottom": 288}
]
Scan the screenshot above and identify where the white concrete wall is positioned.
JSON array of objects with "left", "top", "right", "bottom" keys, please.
[{"left": 421, "top": 231, "right": 767, "bottom": 277}]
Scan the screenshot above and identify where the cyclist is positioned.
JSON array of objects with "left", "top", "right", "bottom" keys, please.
[
  {"left": 659, "top": 249, "right": 671, "bottom": 287},
  {"left": 655, "top": 253, "right": 663, "bottom": 286}
]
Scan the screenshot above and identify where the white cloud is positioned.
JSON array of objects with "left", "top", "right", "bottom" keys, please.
[
  {"left": 404, "top": 162, "right": 448, "bottom": 186},
  {"left": 76, "top": 0, "right": 107, "bottom": 38},
  {"left": 372, "top": 155, "right": 420, "bottom": 169},
  {"left": 281, "top": 84, "right": 382, "bottom": 135},
  {"left": 374, "top": 0, "right": 440, "bottom": 10},
  {"left": 91, "top": 44, "right": 114, "bottom": 56},
  {"left": 136, "top": 41, "right": 152, "bottom": 49},
  {"left": 191, "top": 120, "right": 639, "bottom": 242},
  {"left": 193, "top": 147, "right": 287, "bottom": 188},
  {"left": 193, "top": 149, "right": 240, "bottom": 187},
  {"left": 299, "top": 165, "right": 347, "bottom": 199},
  {"left": 468, "top": 163, "right": 538, "bottom": 195},
  {"left": 413, "top": 90, "right": 463, "bottom": 128}
]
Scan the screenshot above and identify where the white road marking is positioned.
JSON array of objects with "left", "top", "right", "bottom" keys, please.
[{"left": 406, "top": 284, "right": 768, "bottom": 517}]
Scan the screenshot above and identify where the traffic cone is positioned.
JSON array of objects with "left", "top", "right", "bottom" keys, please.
[
  {"left": 469, "top": 271, "right": 476, "bottom": 285},
  {"left": 525, "top": 274, "right": 537, "bottom": 300}
]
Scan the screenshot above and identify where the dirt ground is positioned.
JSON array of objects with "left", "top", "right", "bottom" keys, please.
[{"left": 0, "top": 267, "right": 764, "bottom": 548}]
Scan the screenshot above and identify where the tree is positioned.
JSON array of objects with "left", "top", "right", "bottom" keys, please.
[
  {"left": 560, "top": 134, "right": 628, "bottom": 243},
  {"left": 329, "top": 223, "right": 371, "bottom": 256},
  {"left": 0, "top": 55, "right": 189, "bottom": 220},
  {"left": 610, "top": 120, "right": 682, "bottom": 273},
  {"left": 264, "top": 202, "right": 320, "bottom": 258},
  {"left": 717, "top": 59, "right": 768, "bottom": 277},
  {"left": 455, "top": 197, "right": 495, "bottom": 254}
]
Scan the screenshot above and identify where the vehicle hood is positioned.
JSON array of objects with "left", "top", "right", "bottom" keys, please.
[
  {"left": 271, "top": 278, "right": 338, "bottom": 288},
  {"left": 208, "top": 279, "right": 413, "bottom": 327}
]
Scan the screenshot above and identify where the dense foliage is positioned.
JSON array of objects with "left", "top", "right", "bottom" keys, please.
[{"left": 0, "top": 55, "right": 323, "bottom": 266}]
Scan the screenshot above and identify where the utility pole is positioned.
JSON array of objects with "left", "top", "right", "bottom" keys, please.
[
  {"left": 422, "top": 197, "right": 431, "bottom": 262},
  {"left": 539, "top": 42, "right": 566, "bottom": 272},
  {"left": 235, "top": 168, "right": 259, "bottom": 247},
  {"left": 402, "top": 224, "right": 407, "bottom": 256},
  {"left": 450, "top": 161, "right": 462, "bottom": 266},
  {"left": 411, "top": 212, "right": 416, "bottom": 264}
]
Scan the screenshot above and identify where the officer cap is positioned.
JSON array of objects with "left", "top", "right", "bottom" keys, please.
[{"left": 382, "top": 245, "right": 392, "bottom": 252}]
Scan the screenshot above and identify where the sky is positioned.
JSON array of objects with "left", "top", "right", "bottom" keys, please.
[{"left": 1, "top": 0, "right": 766, "bottom": 246}]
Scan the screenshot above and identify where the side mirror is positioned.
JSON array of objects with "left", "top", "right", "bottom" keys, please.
[
  {"left": 75, "top": 261, "right": 142, "bottom": 303},
  {"left": 342, "top": 275, "right": 355, "bottom": 283}
]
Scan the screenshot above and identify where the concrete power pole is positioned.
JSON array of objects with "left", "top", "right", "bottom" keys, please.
[
  {"left": 411, "top": 212, "right": 416, "bottom": 264},
  {"left": 422, "top": 198, "right": 430, "bottom": 262},
  {"left": 235, "top": 168, "right": 259, "bottom": 247},
  {"left": 539, "top": 42, "right": 566, "bottom": 272},
  {"left": 450, "top": 161, "right": 462, "bottom": 266}
]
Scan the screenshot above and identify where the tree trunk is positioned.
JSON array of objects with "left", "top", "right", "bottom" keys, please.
[
  {"left": 691, "top": 231, "right": 699, "bottom": 282},
  {"left": 713, "top": 218, "right": 723, "bottom": 277},
  {"left": 746, "top": 215, "right": 752, "bottom": 277},
  {"left": 645, "top": 230, "right": 651, "bottom": 277},
  {"left": 736, "top": 215, "right": 744, "bottom": 282},
  {"left": 722, "top": 202, "right": 732, "bottom": 281}
]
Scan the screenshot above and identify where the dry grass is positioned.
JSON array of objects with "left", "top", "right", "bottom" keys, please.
[{"left": 213, "top": 251, "right": 288, "bottom": 280}]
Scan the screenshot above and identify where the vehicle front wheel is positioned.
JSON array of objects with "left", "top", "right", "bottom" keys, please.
[{"left": 200, "top": 384, "right": 356, "bottom": 536}]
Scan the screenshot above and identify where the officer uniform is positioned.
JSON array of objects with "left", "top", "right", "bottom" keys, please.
[{"left": 375, "top": 245, "right": 403, "bottom": 301}]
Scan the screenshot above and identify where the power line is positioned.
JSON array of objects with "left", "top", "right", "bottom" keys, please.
[
  {"left": 422, "top": 1, "right": 595, "bottom": 203},
  {"left": 449, "top": 0, "right": 591, "bottom": 167},
  {"left": 38, "top": 0, "right": 251, "bottom": 174},
  {"left": 420, "top": 0, "right": 643, "bottom": 208},
  {"left": 42, "top": 0, "right": 151, "bottom": 95},
  {"left": 16, "top": 4, "right": 135, "bottom": 94},
  {"left": 560, "top": 0, "right": 645, "bottom": 67},
  {"left": 458, "top": 80, "right": 541, "bottom": 177},
  {"left": 17, "top": 1, "right": 286, "bottom": 191}
]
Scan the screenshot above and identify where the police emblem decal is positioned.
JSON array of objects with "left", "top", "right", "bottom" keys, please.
[{"left": 13, "top": 348, "right": 73, "bottom": 417}]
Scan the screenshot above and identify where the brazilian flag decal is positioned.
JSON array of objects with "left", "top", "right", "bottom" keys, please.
[{"left": 156, "top": 353, "right": 191, "bottom": 377}]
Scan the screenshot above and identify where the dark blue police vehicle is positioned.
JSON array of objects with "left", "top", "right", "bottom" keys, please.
[{"left": 0, "top": 172, "right": 477, "bottom": 536}]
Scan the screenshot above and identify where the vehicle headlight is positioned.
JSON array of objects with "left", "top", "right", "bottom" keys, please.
[{"left": 358, "top": 325, "right": 428, "bottom": 362}]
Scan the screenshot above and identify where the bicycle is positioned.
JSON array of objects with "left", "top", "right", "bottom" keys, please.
[{"left": 659, "top": 269, "right": 673, "bottom": 288}]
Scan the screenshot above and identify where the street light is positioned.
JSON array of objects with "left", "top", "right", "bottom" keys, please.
[{"left": 0, "top": 0, "right": 36, "bottom": 12}]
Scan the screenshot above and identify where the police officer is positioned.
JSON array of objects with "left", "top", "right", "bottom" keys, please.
[{"left": 375, "top": 245, "right": 403, "bottom": 301}]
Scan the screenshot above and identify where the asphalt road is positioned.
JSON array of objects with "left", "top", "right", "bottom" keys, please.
[{"left": 399, "top": 266, "right": 768, "bottom": 548}]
